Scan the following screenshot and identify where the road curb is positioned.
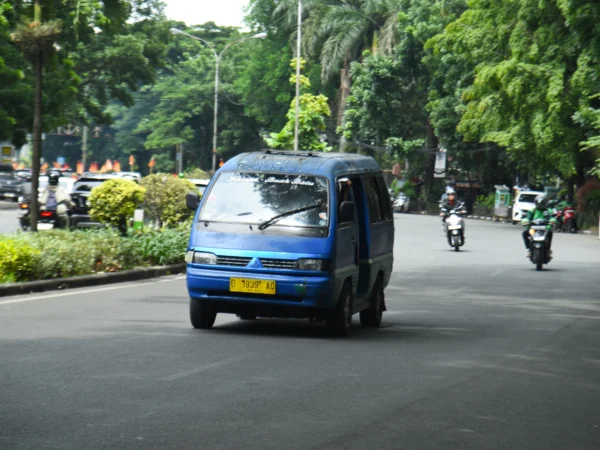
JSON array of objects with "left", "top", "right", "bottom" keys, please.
[{"left": 0, "top": 263, "right": 186, "bottom": 298}]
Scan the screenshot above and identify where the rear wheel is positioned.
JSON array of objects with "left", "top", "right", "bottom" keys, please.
[
  {"left": 326, "top": 282, "right": 353, "bottom": 337},
  {"left": 360, "top": 277, "right": 384, "bottom": 328},
  {"left": 190, "top": 298, "right": 217, "bottom": 329}
]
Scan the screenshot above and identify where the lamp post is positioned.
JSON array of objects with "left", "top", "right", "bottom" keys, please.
[
  {"left": 294, "top": 0, "right": 302, "bottom": 152},
  {"left": 170, "top": 28, "right": 266, "bottom": 172}
]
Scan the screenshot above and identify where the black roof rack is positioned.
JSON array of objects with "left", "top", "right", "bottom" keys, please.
[{"left": 261, "top": 149, "right": 319, "bottom": 157}]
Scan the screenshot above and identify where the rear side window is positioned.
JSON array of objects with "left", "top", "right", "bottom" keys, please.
[
  {"left": 375, "top": 176, "right": 393, "bottom": 221},
  {"left": 364, "top": 177, "right": 383, "bottom": 223}
]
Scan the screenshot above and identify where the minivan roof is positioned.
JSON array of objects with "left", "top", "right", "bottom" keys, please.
[{"left": 221, "top": 150, "right": 380, "bottom": 177}]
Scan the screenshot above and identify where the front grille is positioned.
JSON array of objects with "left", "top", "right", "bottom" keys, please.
[
  {"left": 260, "top": 258, "right": 296, "bottom": 270},
  {"left": 216, "top": 256, "right": 252, "bottom": 267}
]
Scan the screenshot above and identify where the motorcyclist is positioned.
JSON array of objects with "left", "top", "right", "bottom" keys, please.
[
  {"left": 440, "top": 189, "right": 463, "bottom": 216},
  {"left": 522, "top": 195, "right": 556, "bottom": 258},
  {"left": 39, "top": 171, "right": 74, "bottom": 228}
]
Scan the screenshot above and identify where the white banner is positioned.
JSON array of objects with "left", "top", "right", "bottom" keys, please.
[{"left": 434, "top": 152, "right": 446, "bottom": 178}]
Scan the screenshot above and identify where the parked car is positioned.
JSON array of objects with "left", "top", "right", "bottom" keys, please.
[
  {"left": 115, "top": 171, "right": 141, "bottom": 181},
  {"left": 187, "top": 178, "right": 210, "bottom": 196},
  {"left": 0, "top": 164, "right": 23, "bottom": 201},
  {"left": 69, "top": 175, "right": 115, "bottom": 228},
  {"left": 512, "top": 190, "right": 545, "bottom": 224}
]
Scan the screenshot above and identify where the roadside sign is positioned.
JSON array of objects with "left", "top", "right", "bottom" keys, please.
[{"left": 2, "top": 146, "right": 12, "bottom": 163}]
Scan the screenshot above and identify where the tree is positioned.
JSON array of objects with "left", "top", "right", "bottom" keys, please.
[
  {"left": 434, "top": 0, "right": 598, "bottom": 186},
  {"left": 272, "top": 0, "right": 402, "bottom": 141},
  {"left": 266, "top": 59, "right": 332, "bottom": 151},
  {"left": 10, "top": 0, "right": 61, "bottom": 231}
]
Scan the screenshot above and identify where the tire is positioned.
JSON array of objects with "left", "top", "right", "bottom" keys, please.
[
  {"left": 326, "top": 282, "right": 353, "bottom": 337},
  {"left": 360, "top": 277, "right": 384, "bottom": 328},
  {"left": 451, "top": 235, "right": 460, "bottom": 252},
  {"left": 534, "top": 248, "right": 543, "bottom": 271},
  {"left": 238, "top": 315, "right": 256, "bottom": 321},
  {"left": 190, "top": 298, "right": 217, "bottom": 329}
]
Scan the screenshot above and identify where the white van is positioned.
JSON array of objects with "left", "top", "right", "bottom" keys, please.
[{"left": 512, "top": 190, "right": 544, "bottom": 224}]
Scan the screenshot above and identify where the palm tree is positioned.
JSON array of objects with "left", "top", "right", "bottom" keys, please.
[
  {"left": 274, "top": 0, "right": 401, "bottom": 148},
  {"left": 11, "top": 1, "right": 61, "bottom": 231}
]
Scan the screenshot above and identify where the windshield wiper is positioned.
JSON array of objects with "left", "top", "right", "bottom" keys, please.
[{"left": 258, "top": 203, "right": 324, "bottom": 231}]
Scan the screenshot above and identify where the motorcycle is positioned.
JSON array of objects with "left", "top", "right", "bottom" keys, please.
[
  {"left": 528, "top": 219, "right": 552, "bottom": 271},
  {"left": 559, "top": 206, "right": 577, "bottom": 233},
  {"left": 38, "top": 209, "right": 58, "bottom": 231},
  {"left": 17, "top": 196, "right": 30, "bottom": 230},
  {"left": 392, "top": 192, "right": 409, "bottom": 213},
  {"left": 442, "top": 204, "right": 466, "bottom": 251}
]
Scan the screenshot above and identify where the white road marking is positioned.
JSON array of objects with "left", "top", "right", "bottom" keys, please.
[
  {"left": 0, "top": 275, "right": 186, "bottom": 305},
  {"left": 161, "top": 353, "right": 255, "bottom": 381}
]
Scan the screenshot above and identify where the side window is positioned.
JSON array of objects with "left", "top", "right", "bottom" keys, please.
[
  {"left": 337, "top": 177, "right": 354, "bottom": 228},
  {"left": 365, "top": 177, "right": 383, "bottom": 223},
  {"left": 376, "top": 175, "right": 393, "bottom": 221}
]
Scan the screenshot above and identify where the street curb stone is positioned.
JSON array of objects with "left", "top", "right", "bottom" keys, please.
[{"left": 0, "top": 263, "right": 186, "bottom": 298}]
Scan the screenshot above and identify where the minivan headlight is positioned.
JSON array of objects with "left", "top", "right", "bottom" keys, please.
[
  {"left": 295, "top": 259, "right": 327, "bottom": 271},
  {"left": 185, "top": 251, "right": 217, "bottom": 265}
]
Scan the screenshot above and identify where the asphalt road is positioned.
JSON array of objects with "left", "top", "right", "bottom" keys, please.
[
  {"left": 0, "top": 200, "right": 19, "bottom": 234},
  {"left": 1, "top": 215, "right": 599, "bottom": 450}
]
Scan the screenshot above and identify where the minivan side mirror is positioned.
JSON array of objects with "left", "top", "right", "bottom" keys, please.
[
  {"left": 339, "top": 201, "right": 355, "bottom": 224},
  {"left": 186, "top": 191, "right": 200, "bottom": 210}
]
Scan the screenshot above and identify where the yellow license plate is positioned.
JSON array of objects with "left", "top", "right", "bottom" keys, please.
[{"left": 230, "top": 278, "right": 276, "bottom": 295}]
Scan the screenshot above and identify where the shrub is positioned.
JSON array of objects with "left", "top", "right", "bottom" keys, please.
[
  {"left": 130, "top": 228, "right": 188, "bottom": 265},
  {"left": 0, "top": 238, "right": 39, "bottom": 282},
  {"left": 140, "top": 174, "right": 196, "bottom": 228},
  {"left": 89, "top": 179, "right": 146, "bottom": 235},
  {"left": 475, "top": 194, "right": 495, "bottom": 210}
]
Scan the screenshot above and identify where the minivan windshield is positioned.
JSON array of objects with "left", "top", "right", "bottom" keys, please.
[{"left": 200, "top": 172, "right": 329, "bottom": 228}]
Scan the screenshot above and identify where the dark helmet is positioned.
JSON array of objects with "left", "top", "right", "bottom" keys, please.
[
  {"left": 48, "top": 171, "right": 61, "bottom": 186},
  {"left": 535, "top": 195, "right": 547, "bottom": 209}
]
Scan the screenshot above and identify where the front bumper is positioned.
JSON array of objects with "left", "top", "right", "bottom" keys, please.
[
  {"left": 0, "top": 187, "right": 22, "bottom": 199},
  {"left": 186, "top": 266, "right": 335, "bottom": 312}
]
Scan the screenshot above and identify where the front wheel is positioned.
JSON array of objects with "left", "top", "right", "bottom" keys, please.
[
  {"left": 533, "top": 248, "right": 543, "bottom": 271},
  {"left": 190, "top": 298, "right": 217, "bottom": 329},
  {"left": 326, "top": 282, "right": 353, "bottom": 337},
  {"left": 360, "top": 277, "right": 384, "bottom": 328}
]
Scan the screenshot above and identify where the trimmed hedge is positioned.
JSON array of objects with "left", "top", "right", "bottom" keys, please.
[{"left": 0, "top": 228, "right": 189, "bottom": 284}]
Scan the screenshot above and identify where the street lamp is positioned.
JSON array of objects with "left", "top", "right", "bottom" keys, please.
[{"left": 170, "top": 28, "right": 266, "bottom": 172}]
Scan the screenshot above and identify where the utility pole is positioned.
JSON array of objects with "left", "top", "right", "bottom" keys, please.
[{"left": 293, "top": 0, "right": 302, "bottom": 152}]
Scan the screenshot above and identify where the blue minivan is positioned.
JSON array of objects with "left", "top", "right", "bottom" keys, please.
[{"left": 184, "top": 151, "right": 395, "bottom": 336}]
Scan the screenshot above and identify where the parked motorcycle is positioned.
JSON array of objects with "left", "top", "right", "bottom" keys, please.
[
  {"left": 392, "top": 192, "right": 409, "bottom": 213},
  {"left": 559, "top": 206, "right": 577, "bottom": 233},
  {"left": 442, "top": 204, "right": 466, "bottom": 251},
  {"left": 528, "top": 219, "right": 552, "bottom": 271}
]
